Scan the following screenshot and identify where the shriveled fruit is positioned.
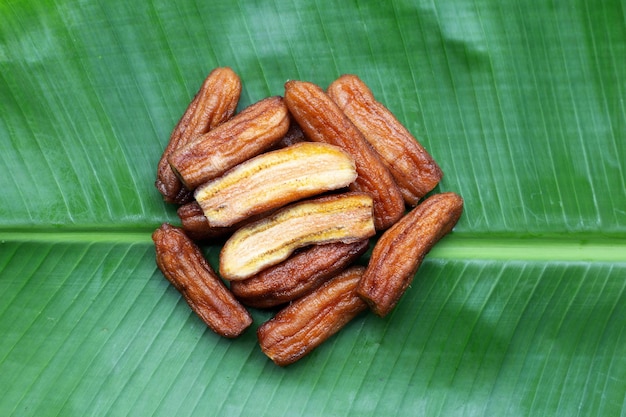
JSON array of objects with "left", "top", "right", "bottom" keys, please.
[
  {"left": 152, "top": 223, "right": 252, "bottom": 337},
  {"left": 328, "top": 74, "right": 443, "bottom": 205},
  {"left": 169, "top": 96, "right": 290, "bottom": 190},
  {"left": 357, "top": 192, "right": 463, "bottom": 317},
  {"left": 194, "top": 142, "right": 357, "bottom": 227},
  {"left": 219, "top": 192, "right": 376, "bottom": 281},
  {"left": 230, "top": 240, "right": 369, "bottom": 308},
  {"left": 156, "top": 67, "right": 241, "bottom": 203},
  {"left": 257, "top": 266, "right": 368, "bottom": 366},
  {"left": 284, "top": 80, "right": 405, "bottom": 230}
]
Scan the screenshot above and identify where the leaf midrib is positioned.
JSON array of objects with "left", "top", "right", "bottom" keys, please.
[{"left": 1, "top": 230, "right": 624, "bottom": 263}]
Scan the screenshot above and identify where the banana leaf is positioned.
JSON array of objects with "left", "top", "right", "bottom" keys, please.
[{"left": 1, "top": 0, "right": 624, "bottom": 415}]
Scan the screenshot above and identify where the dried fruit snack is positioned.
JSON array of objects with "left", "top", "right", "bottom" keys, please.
[
  {"left": 194, "top": 142, "right": 357, "bottom": 227},
  {"left": 219, "top": 192, "right": 376, "bottom": 281},
  {"left": 328, "top": 74, "right": 443, "bottom": 205},
  {"left": 358, "top": 192, "right": 464, "bottom": 317},
  {"left": 258, "top": 266, "right": 368, "bottom": 366},
  {"left": 284, "top": 80, "right": 405, "bottom": 230},
  {"left": 230, "top": 240, "right": 369, "bottom": 308},
  {"left": 156, "top": 67, "right": 241, "bottom": 204},
  {"left": 152, "top": 223, "right": 252, "bottom": 337},
  {"left": 169, "top": 96, "right": 290, "bottom": 190},
  {"left": 151, "top": 68, "right": 463, "bottom": 366}
]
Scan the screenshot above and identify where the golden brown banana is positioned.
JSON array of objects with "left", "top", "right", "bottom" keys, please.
[
  {"left": 328, "top": 74, "right": 443, "bottom": 205},
  {"left": 156, "top": 67, "right": 241, "bottom": 203},
  {"left": 194, "top": 142, "right": 357, "bottom": 227},
  {"left": 152, "top": 223, "right": 252, "bottom": 337},
  {"left": 219, "top": 192, "right": 376, "bottom": 281},
  {"left": 357, "top": 192, "right": 463, "bottom": 317},
  {"left": 230, "top": 240, "right": 369, "bottom": 308},
  {"left": 257, "top": 266, "right": 368, "bottom": 366},
  {"left": 284, "top": 80, "right": 405, "bottom": 230},
  {"left": 168, "top": 96, "right": 290, "bottom": 190}
]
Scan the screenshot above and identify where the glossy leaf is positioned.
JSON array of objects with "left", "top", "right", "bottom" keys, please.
[{"left": 1, "top": 0, "right": 624, "bottom": 416}]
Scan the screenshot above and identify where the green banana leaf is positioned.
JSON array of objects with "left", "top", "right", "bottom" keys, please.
[{"left": 1, "top": 0, "right": 624, "bottom": 415}]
